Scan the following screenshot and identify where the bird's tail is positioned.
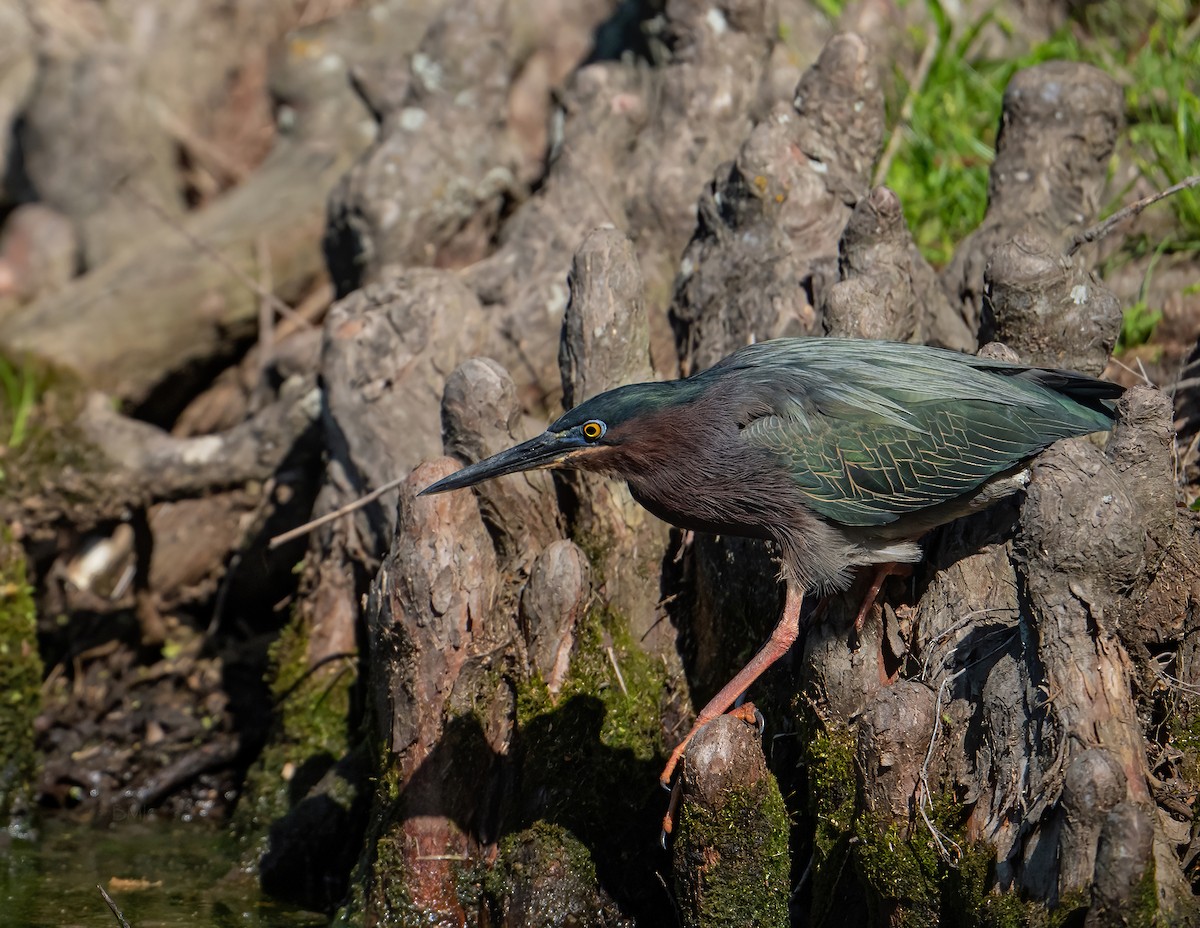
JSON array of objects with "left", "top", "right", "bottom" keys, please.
[{"left": 1005, "top": 366, "right": 1124, "bottom": 419}]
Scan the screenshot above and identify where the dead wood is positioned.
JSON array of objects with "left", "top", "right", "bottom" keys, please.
[
  {"left": 8, "top": 381, "right": 319, "bottom": 538},
  {"left": 943, "top": 60, "right": 1125, "bottom": 339},
  {"left": 11, "top": 0, "right": 365, "bottom": 269},
  {"left": 442, "top": 357, "right": 564, "bottom": 567},
  {"left": 356, "top": 459, "right": 514, "bottom": 924},
  {"left": 0, "top": 11, "right": 382, "bottom": 405},
  {"left": 0, "top": 2, "right": 34, "bottom": 206},
  {"left": 328, "top": 225, "right": 679, "bottom": 922},
  {"left": 12, "top": 378, "right": 320, "bottom": 647},
  {"left": 673, "top": 713, "right": 790, "bottom": 928},
  {"left": 671, "top": 32, "right": 886, "bottom": 372},
  {"left": 324, "top": 0, "right": 620, "bottom": 295},
  {"left": 653, "top": 39, "right": 1197, "bottom": 926},
  {"left": 8, "top": 2, "right": 1199, "bottom": 923},
  {"left": 823, "top": 185, "right": 974, "bottom": 349},
  {"left": 0, "top": 204, "right": 77, "bottom": 312},
  {"left": 463, "top": 0, "right": 781, "bottom": 405},
  {"left": 559, "top": 228, "right": 677, "bottom": 663},
  {"left": 319, "top": 269, "right": 496, "bottom": 552},
  {"left": 984, "top": 232, "right": 1122, "bottom": 375},
  {"left": 521, "top": 539, "right": 591, "bottom": 695},
  {"left": 230, "top": 266, "right": 510, "bottom": 882}
]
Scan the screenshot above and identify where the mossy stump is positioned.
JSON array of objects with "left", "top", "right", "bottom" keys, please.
[
  {"left": 673, "top": 713, "right": 790, "bottom": 928},
  {"left": 0, "top": 528, "right": 41, "bottom": 826}
]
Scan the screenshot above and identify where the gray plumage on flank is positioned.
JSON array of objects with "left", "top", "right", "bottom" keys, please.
[{"left": 424, "top": 338, "right": 1120, "bottom": 593}]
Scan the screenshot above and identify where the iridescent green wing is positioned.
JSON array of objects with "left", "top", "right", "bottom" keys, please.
[
  {"left": 730, "top": 339, "right": 1115, "bottom": 527},
  {"left": 743, "top": 402, "right": 1065, "bottom": 526}
]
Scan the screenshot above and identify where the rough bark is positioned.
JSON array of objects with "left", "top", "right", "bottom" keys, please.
[
  {"left": 673, "top": 713, "right": 790, "bottom": 928},
  {"left": 0, "top": 204, "right": 77, "bottom": 311},
  {"left": 658, "top": 45, "right": 1198, "bottom": 928},
  {"left": 357, "top": 458, "right": 511, "bottom": 925},
  {"left": 462, "top": 0, "right": 783, "bottom": 406},
  {"left": 9, "top": 5, "right": 1200, "bottom": 925},
  {"left": 0, "top": 1, "right": 35, "bottom": 207},
  {"left": 344, "top": 226, "right": 679, "bottom": 923},
  {"left": 323, "top": 0, "right": 622, "bottom": 293},
  {"left": 984, "top": 231, "right": 1123, "bottom": 376},
  {"left": 441, "top": 357, "right": 564, "bottom": 568},
  {"left": 0, "top": 12, "right": 379, "bottom": 405},
  {"left": 233, "top": 267, "right": 506, "bottom": 894},
  {"left": 823, "top": 185, "right": 975, "bottom": 350},
  {"left": 943, "top": 60, "right": 1125, "bottom": 339},
  {"left": 671, "top": 31, "right": 886, "bottom": 373},
  {"left": 559, "top": 228, "right": 677, "bottom": 663},
  {"left": 6, "top": 382, "right": 320, "bottom": 536},
  {"left": 8, "top": 0, "right": 371, "bottom": 267}
]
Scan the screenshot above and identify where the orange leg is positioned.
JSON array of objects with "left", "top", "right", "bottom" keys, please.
[
  {"left": 852, "top": 561, "right": 914, "bottom": 633},
  {"left": 852, "top": 563, "right": 893, "bottom": 633},
  {"left": 659, "top": 583, "right": 804, "bottom": 791}
]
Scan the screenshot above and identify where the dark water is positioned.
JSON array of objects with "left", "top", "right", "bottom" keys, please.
[{"left": 0, "top": 818, "right": 327, "bottom": 928}]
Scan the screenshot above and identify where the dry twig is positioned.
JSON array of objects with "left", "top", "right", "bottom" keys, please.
[{"left": 1067, "top": 175, "right": 1200, "bottom": 256}]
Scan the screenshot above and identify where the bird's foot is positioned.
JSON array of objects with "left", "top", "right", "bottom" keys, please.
[
  {"left": 659, "top": 702, "right": 763, "bottom": 842},
  {"left": 728, "top": 701, "right": 763, "bottom": 734}
]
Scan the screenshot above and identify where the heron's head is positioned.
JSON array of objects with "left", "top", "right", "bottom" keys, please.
[{"left": 419, "top": 379, "right": 704, "bottom": 495}]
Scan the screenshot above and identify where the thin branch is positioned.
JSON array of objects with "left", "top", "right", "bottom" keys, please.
[
  {"left": 873, "top": 30, "right": 940, "bottom": 187},
  {"left": 1107, "top": 355, "right": 1158, "bottom": 388},
  {"left": 918, "top": 606, "right": 1019, "bottom": 681},
  {"left": 606, "top": 645, "right": 629, "bottom": 697},
  {"left": 98, "top": 885, "right": 132, "bottom": 928},
  {"left": 256, "top": 234, "right": 275, "bottom": 382},
  {"left": 918, "top": 630, "right": 1019, "bottom": 863},
  {"left": 268, "top": 474, "right": 408, "bottom": 548},
  {"left": 1066, "top": 175, "right": 1200, "bottom": 256},
  {"left": 148, "top": 98, "right": 253, "bottom": 185},
  {"left": 114, "top": 175, "right": 312, "bottom": 329}
]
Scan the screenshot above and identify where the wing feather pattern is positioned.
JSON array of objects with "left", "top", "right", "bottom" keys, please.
[{"left": 708, "top": 339, "right": 1119, "bottom": 527}]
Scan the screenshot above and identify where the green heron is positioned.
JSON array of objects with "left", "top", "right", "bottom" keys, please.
[{"left": 421, "top": 338, "right": 1120, "bottom": 790}]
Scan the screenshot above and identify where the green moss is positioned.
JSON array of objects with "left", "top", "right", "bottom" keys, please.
[
  {"left": 481, "top": 822, "right": 639, "bottom": 924},
  {"left": 1127, "top": 852, "right": 1159, "bottom": 928},
  {"left": 514, "top": 602, "right": 663, "bottom": 835},
  {"left": 0, "top": 357, "right": 91, "bottom": 498},
  {"left": 235, "top": 610, "right": 356, "bottom": 853},
  {"left": 513, "top": 602, "right": 668, "bottom": 917},
  {"left": 806, "top": 725, "right": 858, "bottom": 917},
  {"left": 362, "top": 829, "right": 428, "bottom": 927},
  {"left": 0, "top": 529, "right": 42, "bottom": 823},
  {"left": 517, "top": 603, "right": 664, "bottom": 764},
  {"left": 675, "top": 775, "right": 791, "bottom": 928},
  {"left": 571, "top": 530, "right": 610, "bottom": 589},
  {"left": 370, "top": 832, "right": 418, "bottom": 922},
  {"left": 484, "top": 822, "right": 598, "bottom": 910},
  {"left": 1166, "top": 705, "right": 1200, "bottom": 784},
  {"left": 854, "top": 817, "right": 943, "bottom": 925},
  {"left": 799, "top": 719, "right": 1095, "bottom": 926},
  {"left": 945, "top": 843, "right": 1091, "bottom": 928}
]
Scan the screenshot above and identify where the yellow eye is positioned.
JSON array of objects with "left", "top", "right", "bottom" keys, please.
[{"left": 582, "top": 420, "right": 605, "bottom": 441}]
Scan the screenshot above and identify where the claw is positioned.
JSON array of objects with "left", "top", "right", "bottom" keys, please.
[
  {"left": 728, "top": 700, "right": 761, "bottom": 733},
  {"left": 660, "top": 776, "right": 682, "bottom": 847}
]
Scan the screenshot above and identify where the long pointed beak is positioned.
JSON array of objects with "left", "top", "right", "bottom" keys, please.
[{"left": 419, "top": 431, "right": 584, "bottom": 495}]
